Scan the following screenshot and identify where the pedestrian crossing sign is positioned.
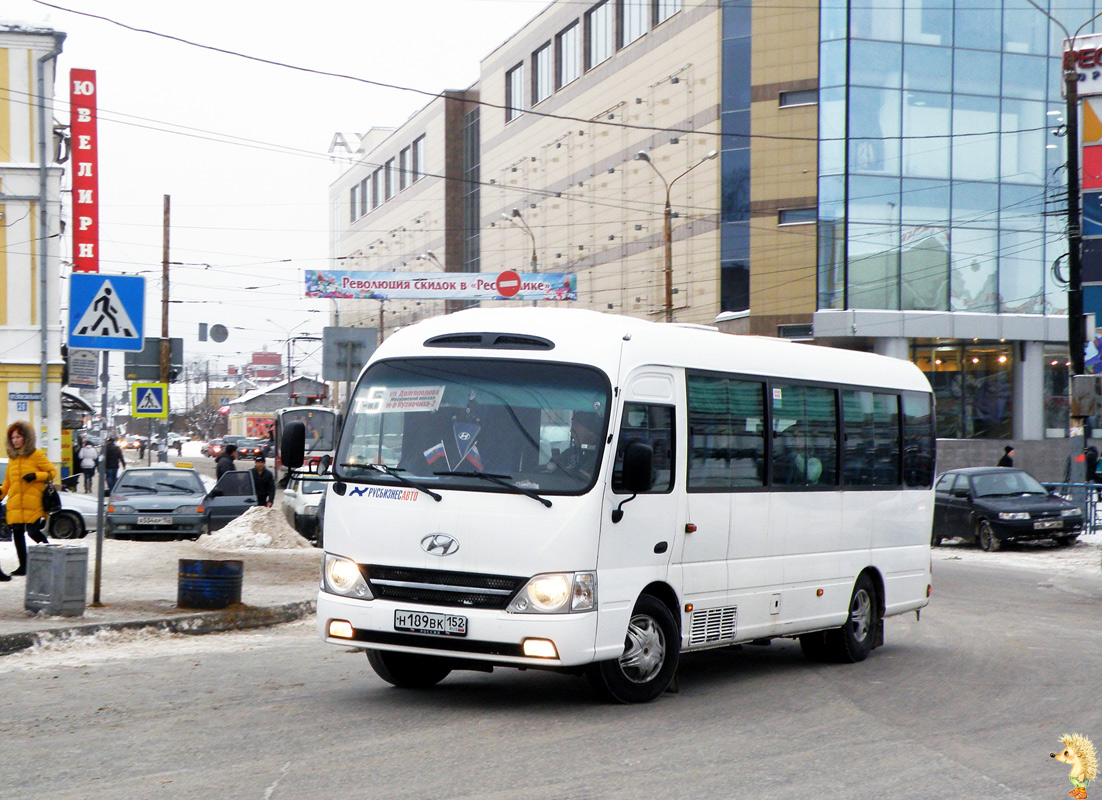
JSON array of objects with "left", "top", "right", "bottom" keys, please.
[
  {"left": 132, "top": 383, "right": 168, "bottom": 418},
  {"left": 68, "top": 273, "right": 145, "bottom": 351}
]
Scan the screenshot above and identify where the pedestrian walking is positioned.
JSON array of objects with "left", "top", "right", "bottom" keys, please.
[
  {"left": 0, "top": 421, "right": 55, "bottom": 578},
  {"left": 103, "top": 436, "right": 125, "bottom": 492},
  {"left": 78, "top": 439, "right": 98, "bottom": 492},
  {"left": 997, "top": 445, "right": 1014, "bottom": 468},
  {"left": 252, "top": 456, "right": 276, "bottom": 507},
  {"left": 215, "top": 443, "right": 237, "bottom": 480}
]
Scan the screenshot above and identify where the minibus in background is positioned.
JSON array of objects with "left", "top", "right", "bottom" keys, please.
[
  {"left": 282, "top": 308, "right": 935, "bottom": 703},
  {"left": 273, "top": 405, "right": 338, "bottom": 483}
]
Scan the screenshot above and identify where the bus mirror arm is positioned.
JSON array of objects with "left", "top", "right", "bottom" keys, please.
[{"left": 611, "top": 494, "right": 637, "bottom": 523}]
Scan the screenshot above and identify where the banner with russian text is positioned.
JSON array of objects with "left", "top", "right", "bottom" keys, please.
[
  {"left": 70, "top": 68, "right": 99, "bottom": 273},
  {"left": 304, "top": 269, "right": 577, "bottom": 301}
]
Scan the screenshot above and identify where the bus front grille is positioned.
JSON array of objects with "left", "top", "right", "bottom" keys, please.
[{"left": 365, "top": 565, "right": 527, "bottom": 610}]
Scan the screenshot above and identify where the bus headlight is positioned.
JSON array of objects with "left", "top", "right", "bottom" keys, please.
[
  {"left": 507, "top": 572, "right": 596, "bottom": 614},
  {"left": 323, "top": 554, "right": 372, "bottom": 599}
]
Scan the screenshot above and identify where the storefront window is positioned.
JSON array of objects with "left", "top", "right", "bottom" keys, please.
[
  {"left": 912, "top": 343, "right": 1013, "bottom": 439},
  {"left": 1044, "top": 349, "right": 1070, "bottom": 438}
]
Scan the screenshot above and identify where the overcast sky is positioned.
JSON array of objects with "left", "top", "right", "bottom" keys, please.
[{"left": 6, "top": 0, "right": 543, "bottom": 382}]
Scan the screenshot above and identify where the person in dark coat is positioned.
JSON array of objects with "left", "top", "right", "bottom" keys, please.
[
  {"left": 215, "top": 443, "right": 237, "bottom": 479},
  {"left": 997, "top": 445, "right": 1014, "bottom": 467},
  {"left": 103, "top": 436, "right": 125, "bottom": 492},
  {"left": 252, "top": 456, "right": 276, "bottom": 508}
]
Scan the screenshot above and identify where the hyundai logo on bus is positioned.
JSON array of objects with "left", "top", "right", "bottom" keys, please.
[{"left": 421, "top": 534, "right": 459, "bottom": 556}]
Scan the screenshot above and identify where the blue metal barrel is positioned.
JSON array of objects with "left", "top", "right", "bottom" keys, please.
[{"left": 177, "top": 559, "right": 243, "bottom": 610}]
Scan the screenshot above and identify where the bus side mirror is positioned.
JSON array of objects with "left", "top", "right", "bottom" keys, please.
[
  {"left": 621, "top": 443, "right": 654, "bottom": 493},
  {"left": 612, "top": 443, "right": 654, "bottom": 524},
  {"left": 281, "top": 421, "right": 306, "bottom": 470},
  {"left": 318, "top": 454, "right": 332, "bottom": 476}
]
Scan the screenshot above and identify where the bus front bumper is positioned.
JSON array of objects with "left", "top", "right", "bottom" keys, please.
[{"left": 317, "top": 590, "right": 601, "bottom": 669}]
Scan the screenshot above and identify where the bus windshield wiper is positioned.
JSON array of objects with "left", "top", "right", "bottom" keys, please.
[
  {"left": 434, "top": 469, "right": 552, "bottom": 508},
  {"left": 340, "top": 462, "right": 442, "bottom": 502}
]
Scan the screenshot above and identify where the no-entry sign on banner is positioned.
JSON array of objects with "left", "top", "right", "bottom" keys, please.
[
  {"left": 304, "top": 270, "right": 577, "bottom": 301},
  {"left": 70, "top": 68, "right": 99, "bottom": 273}
]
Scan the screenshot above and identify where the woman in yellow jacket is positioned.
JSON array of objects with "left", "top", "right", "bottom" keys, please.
[{"left": 1, "top": 421, "right": 54, "bottom": 579}]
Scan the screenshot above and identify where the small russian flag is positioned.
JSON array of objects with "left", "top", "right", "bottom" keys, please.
[{"left": 424, "top": 442, "right": 447, "bottom": 466}]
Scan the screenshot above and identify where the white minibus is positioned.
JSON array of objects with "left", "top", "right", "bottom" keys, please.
[{"left": 287, "top": 309, "right": 934, "bottom": 703}]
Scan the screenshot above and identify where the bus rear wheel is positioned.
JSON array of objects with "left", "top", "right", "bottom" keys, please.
[
  {"left": 366, "top": 649, "right": 452, "bottom": 689},
  {"left": 799, "top": 574, "right": 878, "bottom": 664},
  {"left": 587, "top": 595, "right": 679, "bottom": 704}
]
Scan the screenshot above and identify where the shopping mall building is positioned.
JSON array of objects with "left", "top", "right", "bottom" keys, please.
[{"left": 328, "top": 0, "right": 1082, "bottom": 450}]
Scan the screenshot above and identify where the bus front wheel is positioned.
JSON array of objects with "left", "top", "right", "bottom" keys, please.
[
  {"left": 366, "top": 649, "right": 452, "bottom": 689},
  {"left": 587, "top": 595, "right": 679, "bottom": 704}
]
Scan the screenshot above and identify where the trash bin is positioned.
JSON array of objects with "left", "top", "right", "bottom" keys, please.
[
  {"left": 25, "top": 544, "right": 88, "bottom": 617},
  {"left": 177, "top": 559, "right": 243, "bottom": 610}
]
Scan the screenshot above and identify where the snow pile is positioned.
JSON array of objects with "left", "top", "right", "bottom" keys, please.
[{"left": 198, "top": 506, "right": 314, "bottom": 551}]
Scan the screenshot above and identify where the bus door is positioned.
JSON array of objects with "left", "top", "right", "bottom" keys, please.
[{"left": 598, "top": 371, "right": 682, "bottom": 584}]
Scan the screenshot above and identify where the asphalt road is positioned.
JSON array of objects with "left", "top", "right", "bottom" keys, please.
[{"left": 0, "top": 555, "right": 1098, "bottom": 800}]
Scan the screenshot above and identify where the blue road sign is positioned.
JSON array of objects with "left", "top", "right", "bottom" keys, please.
[{"left": 68, "top": 273, "right": 145, "bottom": 351}]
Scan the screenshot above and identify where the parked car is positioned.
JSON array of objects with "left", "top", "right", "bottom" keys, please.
[
  {"left": 106, "top": 467, "right": 257, "bottom": 539},
  {"left": 0, "top": 458, "right": 97, "bottom": 540},
  {"left": 932, "top": 467, "right": 1084, "bottom": 550},
  {"left": 236, "top": 438, "right": 267, "bottom": 460},
  {"left": 280, "top": 475, "right": 325, "bottom": 542}
]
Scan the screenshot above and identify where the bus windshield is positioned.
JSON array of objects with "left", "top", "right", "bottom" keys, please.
[
  {"left": 336, "top": 357, "right": 611, "bottom": 495},
  {"left": 282, "top": 408, "right": 337, "bottom": 452}
]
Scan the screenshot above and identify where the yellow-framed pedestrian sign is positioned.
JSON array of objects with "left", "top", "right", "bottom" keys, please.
[{"left": 132, "top": 383, "right": 168, "bottom": 418}]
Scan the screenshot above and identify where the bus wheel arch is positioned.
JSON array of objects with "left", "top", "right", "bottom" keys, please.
[{"left": 587, "top": 588, "right": 680, "bottom": 704}]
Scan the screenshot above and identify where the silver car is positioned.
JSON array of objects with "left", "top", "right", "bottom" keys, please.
[{"left": 106, "top": 467, "right": 209, "bottom": 539}]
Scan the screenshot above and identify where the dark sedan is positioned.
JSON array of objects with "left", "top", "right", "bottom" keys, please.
[
  {"left": 932, "top": 467, "right": 1084, "bottom": 550},
  {"left": 236, "top": 438, "right": 267, "bottom": 460}
]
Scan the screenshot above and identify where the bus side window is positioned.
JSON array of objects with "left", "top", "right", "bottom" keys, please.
[{"left": 612, "top": 403, "right": 674, "bottom": 493}]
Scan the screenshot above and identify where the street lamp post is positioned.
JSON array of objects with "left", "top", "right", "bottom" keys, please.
[
  {"left": 635, "top": 150, "right": 718, "bottom": 323},
  {"left": 503, "top": 209, "right": 538, "bottom": 306}
]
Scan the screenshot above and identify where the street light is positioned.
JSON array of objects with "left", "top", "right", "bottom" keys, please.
[
  {"left": 266, "top": 318, "right": 317, "bottom": 405},
  {"left": 635, "top": 149, "right": 718, "bottom": 323},
  {"left": 502, "top": 208, "right": 538, "bottom": 274}
]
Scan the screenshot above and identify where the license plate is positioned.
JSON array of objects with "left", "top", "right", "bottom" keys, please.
[
  {"left": 1034, "top": 519, "right": 1063, "bottom": 530},
  {"left": 394, "top": 609, "right": 468, "bottom": 637},
  {"left": 136, "top": 516, "right": 172, "bottom": 525}
]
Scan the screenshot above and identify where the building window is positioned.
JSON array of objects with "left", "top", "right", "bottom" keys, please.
[
  {"left": 371, "top": 169, "right": 381, "bottom": 209},
  {"left": 621, "top": 0, "right": 649, "bottom": 47},
  {"left": 412, "top": 135, "right": 426, "bottom": 181},
  {"left": 349, "top": 185, "right": 358, "bottom": 223},
  {"left": 533, "top": 43, "right": 553, "bottom": 105},
  {"left": 385, "top": 158, "right": 395, "bottom": 200},
  {"left": 912, "top": 343, "right": 1012, "bottom": 440},
  {"left": 586, "top": 1, "right": 614, "bottom": 70},
  {"left": 359, "top": 178, "right": 368, "bottom": 218},
  {"left": 656, "top": 0, "right": 681, "bottom": 25},
  {"left": 779, "top": 88, "right": 818, "bottom": 107},
  {"left": 557, "top": 22, "right": 580, "bottom": 88},
  {"left": 1044, "top": 348, "right": 1070, "bottom": 438},
  {"left": 778, "top": 207, "right": 817, "bottom": 225},
  {"left": 399, "top": 147, "right": 411, "bottom": 191},
  {"left": 506, "top": 63, "right": 525, "bottom": 122}
]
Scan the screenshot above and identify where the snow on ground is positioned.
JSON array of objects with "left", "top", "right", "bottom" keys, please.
[
  {"left": 0, "top": 618, "right": 316, "bottom": 672},
  {"left": 934, "top": 528, "right": 1102, "bottom": 575},
  {"left": 198, "top": 506, "right": 313, "bottom": 552}
]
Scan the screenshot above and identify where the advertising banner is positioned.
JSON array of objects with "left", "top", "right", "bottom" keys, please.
[
  {"left": 70, "top": 69, "right": 99, "bottom": 273},
  {"left": 305, "top": 270, "right": 576, "bottom": 302}
]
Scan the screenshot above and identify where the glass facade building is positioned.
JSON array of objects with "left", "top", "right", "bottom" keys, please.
[{"left": 811, "top": 0, "right": 1090, "bottom": 439}]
